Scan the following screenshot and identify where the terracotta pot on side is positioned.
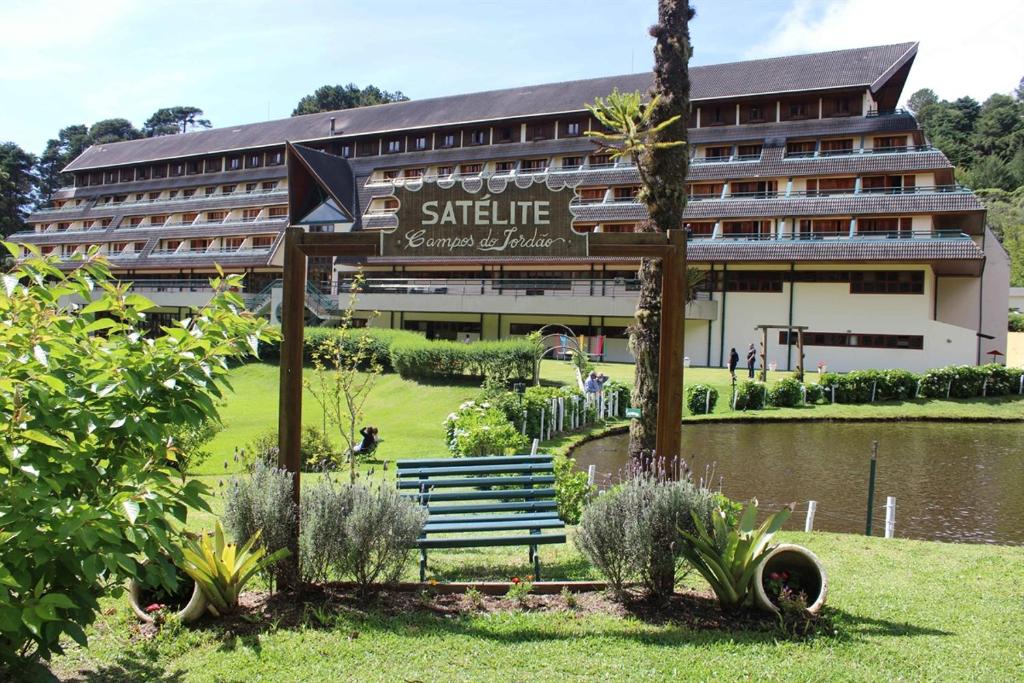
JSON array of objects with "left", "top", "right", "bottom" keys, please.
[
  {"left": 128, "top": 577, "right": 208, "bottom": 624},
  {"left": 753, "top": 543, "right": 828, "bottom": 616}
]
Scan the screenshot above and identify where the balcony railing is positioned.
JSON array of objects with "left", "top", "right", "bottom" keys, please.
[
  {"left": 336, "top": 277, "right": 646, "bottom": 298},
  {"left": 688, "top": 229, "right": 969, "bottom": 242},
  {"left": 577, "top": 185, "right": 969, "bottom": 206},
  {"left": 783, "top": 144, "right": 934, "bottom": 159}
]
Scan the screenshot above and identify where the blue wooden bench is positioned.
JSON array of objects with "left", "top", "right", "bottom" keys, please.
[{"left": 396, "top": 455, "right": 567, "bottom": 581}]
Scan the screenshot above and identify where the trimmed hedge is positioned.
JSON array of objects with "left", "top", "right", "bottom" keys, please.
[
  {"left": 813, "top": 363, "right": 1024, "bottom": 404},
  {"left": 685, "top": 384, "right": 718, "bottom": 415},
  {"left": 258, "top": 325, "right": 419, "bottom": 372},
  {"left": 257, "top": 326, "right": 541, "bottom": 382},
  {"left": 390, "top": 336, "right": 540, "bottom": 382}
]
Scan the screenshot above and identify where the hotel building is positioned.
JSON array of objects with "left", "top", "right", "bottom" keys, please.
[{"left": 14, "top": 42, "right": 1009, "bottom": 372}]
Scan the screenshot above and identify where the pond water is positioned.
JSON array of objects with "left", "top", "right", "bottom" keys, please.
[{"left": 572, "top": 421, "right": 1024, "bottom": 546}]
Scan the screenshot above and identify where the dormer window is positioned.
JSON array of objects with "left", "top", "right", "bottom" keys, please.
[
  {"left": 341, "top": 144, "right": 352, "bottom": 158},
  {"left": 469, "top": 130, "right": 487, "bottom": 145},
  {"left": 750, "top": 105, "right": 763, "bottom": 121},
  {"left": 441, "top": 134, "right": 456, "bottom": 148},
  {"left": 228, "top": 157, "right": 241, "bottom": 170},
  {"left": 565, "top": 122, "right": 582, "bottom": 137},
  {"left": 386, "top": 139, "right": 402, "bottom": 153},
  {"left": 414, "top": 136, "right": 428, "bottom": 151}
]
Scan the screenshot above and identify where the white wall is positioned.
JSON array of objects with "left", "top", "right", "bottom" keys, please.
[{"left": 981, "top": 226, "right": 1011, "bottom": 359}]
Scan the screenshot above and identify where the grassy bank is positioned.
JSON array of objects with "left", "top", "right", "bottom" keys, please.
[{"left": 44, "top": 531, "right": 1024, "bottom": 682}]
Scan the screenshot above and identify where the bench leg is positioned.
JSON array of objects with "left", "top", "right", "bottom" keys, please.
[
  {"left": 420, "top": 548, "right": 427, "bottom": 583},
  {"left": 533, "top": 546, "right": 541, "bottom": 581}
]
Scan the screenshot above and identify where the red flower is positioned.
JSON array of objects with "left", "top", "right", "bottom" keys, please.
[
  {"left": 769, "top": 572, "right": 780, "bottom": 581},
  {"left": 144, "top": 603, "right": 164, "bottom": 613},
  {"left": 525, "top": 575, "right": 534, "bottom": 582},
  {"left": 511, "top": 577, "right": 521, "bottom": 584}
]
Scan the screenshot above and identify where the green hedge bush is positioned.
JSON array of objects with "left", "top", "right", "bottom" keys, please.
[
  {"left": 258, "top": 325, "right": 418, "bottom": 372},
  {"left": 733, "top": 380, "right": 766, "bottom": 410},
  {"left": 390, "top": 337, "right": 540, "bottom": 382},
  {"left": 803, "top": 382, "right": 824, "bottom": 404},
  {"left": 685, "top": 384, "right": 718, "bottom": 415},
  {"left": 1010, "top": 312, "right": 1024, "bottom": 332},
  {"left": 767, "top": 377, "right": 803, "bottom": 407}
]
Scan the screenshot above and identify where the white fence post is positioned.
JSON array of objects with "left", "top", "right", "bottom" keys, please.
[
  {"left": 885, "top": 496, "right": 896, "bottom": 539},
  {"left": 539, "top": 409, "right": 545, "bottom": 442},
  {"left": 801, "top": 384, "right": 807, "bottom": 405},
  {"left": 530, "top": 438, "right": 539, "bottom": 455},
  {"left": 870, "top": 381, "right": 877, "bottom": 402},
  {"left": 558, "top": 397, "right": 565, "bottom": 432},
  {"left": 521, "top": 410, "right": 527, "bottom": 435},
  {"left": 804, "top": 500, "right": 817, "bottom": 532},
  {"left": 705, "top": 389, "right": 711, "bottom": 415},
  {"left": 587, "top": 464, "right": 596, "bottom": 486}
]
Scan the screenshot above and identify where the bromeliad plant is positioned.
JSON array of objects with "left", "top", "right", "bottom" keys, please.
[
  {"left": 677, "top": 499, "right": 792, "bottom": 610},
  {"left": 180, "top": 522, "right": 290, "bottom": 617}
]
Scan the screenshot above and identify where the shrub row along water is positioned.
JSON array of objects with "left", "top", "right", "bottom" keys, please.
[
  {"left": 689, "top": 363, "right": 1024, "bottom": 414},
  {"left": 258, "top": 326, "right": 540, "bottom": 382}
]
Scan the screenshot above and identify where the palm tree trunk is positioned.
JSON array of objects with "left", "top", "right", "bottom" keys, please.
[{"left": 628, "top": 0, "right": 693, "bottom": 464}]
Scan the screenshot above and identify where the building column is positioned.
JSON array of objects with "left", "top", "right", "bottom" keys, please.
[{"left": 849, "top": 218, "right": 857, "bottom": 238}]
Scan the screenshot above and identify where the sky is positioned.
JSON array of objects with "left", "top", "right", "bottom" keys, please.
[{"left": 2, "top": 0, "right": 1022, "bottom": 156}]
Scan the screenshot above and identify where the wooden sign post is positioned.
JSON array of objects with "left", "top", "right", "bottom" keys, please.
[{"left": 279, "top": 145, "right": 688, "bottom": 517}]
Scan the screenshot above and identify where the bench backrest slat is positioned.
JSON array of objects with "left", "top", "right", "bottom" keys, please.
[
  {"left": 425, "top": 500, "right": 558, "bottom": 515},
  {"left": 397, "top": 455, "right": 553, "bottom": 469},
  {"left": 402, "top": 487, "right": 556, "bottom": 503},
  {"left": 397, "top": 475, "right": 555, "bottom": 490},
  {"left": 397, "top": 463, "right": 554, "bottom": 478}
]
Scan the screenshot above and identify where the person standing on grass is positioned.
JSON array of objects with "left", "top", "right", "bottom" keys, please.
[
  {"left": 728, "top": 347, "right": 739, "bottom": 380},
  {"left": 584, "top": 371, "right": 600, "bottom": 394},
  {"left": 746, "top": 343, "right": 756, "bottom": 379}
]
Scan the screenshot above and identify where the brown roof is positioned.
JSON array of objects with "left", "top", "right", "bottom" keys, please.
[{"left": 64, "top": 42, "right": 917, "bottom": 172}]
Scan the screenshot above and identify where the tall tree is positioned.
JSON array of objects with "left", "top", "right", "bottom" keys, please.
[
  {"left": 291, "top": 83, "right": 408, "bottom": 116},
  {"left": 907, "top": 88, "right": 938, "bottom": 120},
  {"left": 143, "top": 106, "right": 212, "bottom": 136},
  {"left": 0, "top": 142, "right": 38, "bottom": 237},
  {"left": 587, "top": 1, "right": 692, "bottom": 462},
  {"left": 633, "top": 0, "right": 693, "bottom": 463},
  {"left": 36, "top": 124, "right": 89, "bottom": 207},
  {"left": 87, "top": 118, "right": 141, "bottom": 145}
]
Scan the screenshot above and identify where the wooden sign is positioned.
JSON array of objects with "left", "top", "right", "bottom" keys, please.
[{"left": 381, "top": 177, "right": 586, "bottom": 258}]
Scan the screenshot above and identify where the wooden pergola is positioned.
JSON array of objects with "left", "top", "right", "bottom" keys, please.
[{"left": 754, "top": 324, "right": 807, "bottom": 381}]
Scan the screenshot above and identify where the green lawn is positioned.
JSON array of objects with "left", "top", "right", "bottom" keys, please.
[
  {"left": 201, "top": 361, "right": 1024, "bottom": 475},
  {"left": 33, "top": 361, "right": 1024, "bottom": 680},
  {"left": 44, "top": 532, "right": 1024, "bottom": 682}
]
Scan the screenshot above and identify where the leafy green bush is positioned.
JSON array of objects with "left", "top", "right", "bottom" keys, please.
[
  {"left": 767, "top": 378, "right": 803, "bottom": 408},
  {"left": 575, "top": 475, "right": 716, "bottom": 600},
  {"left": 879, "top": 369, "right": 919, "bottom": 400},
  {"left": 168, "top": 418, "right": 221, "bottom": 475},
  {"left": 223, "top": 460, "right": 297, "bottom": 588},
  {"left": 0, "top": 251, "right": 270, "bottom": 667},
  {"left": 335, "top": 484, "right": 427, "bottom": 597},
  {"left": 733, "top": 380, "right": 766, "bottom": 410},
  {"left": 299, "top": 478, "right": 349, "bottom": 584},
  {"left": 390, "top": 336, "right": 541, "bottom": 382},
  {"left": 443, "top": 402, "right": 529, "bottom": 457},
  {"left": 1009, "top": 312, "right": 1024, "bottom": 332},
  {"left": 574, "top": 483, "right": 642, "bottom": 593},
  {"left": 244, "top": 426, "right": 336, "bottom": 472},
  {"left": 553, "top": 456, "right": 594, "bottom": 524},
  {"left": 919, "top": 365, "right": 986, "bottom": 399},
  {"left": 686, "top": 384, "right": 718, "bottom": 415},
  {"left": 803, "top": 383, "right": 825, "bottom": 405}
]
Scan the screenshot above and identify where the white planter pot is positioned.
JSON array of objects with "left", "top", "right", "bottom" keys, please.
[
  {"left": 128, "top": 576, "right": 208, "bottom": 624},
  {"left": 753, "top": 544, "right": 828, "bottom": 616}
]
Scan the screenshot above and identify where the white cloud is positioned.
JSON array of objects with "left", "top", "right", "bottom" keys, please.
[{"left": 746, "top": 0, "right": 1024, "bottom": 103}]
